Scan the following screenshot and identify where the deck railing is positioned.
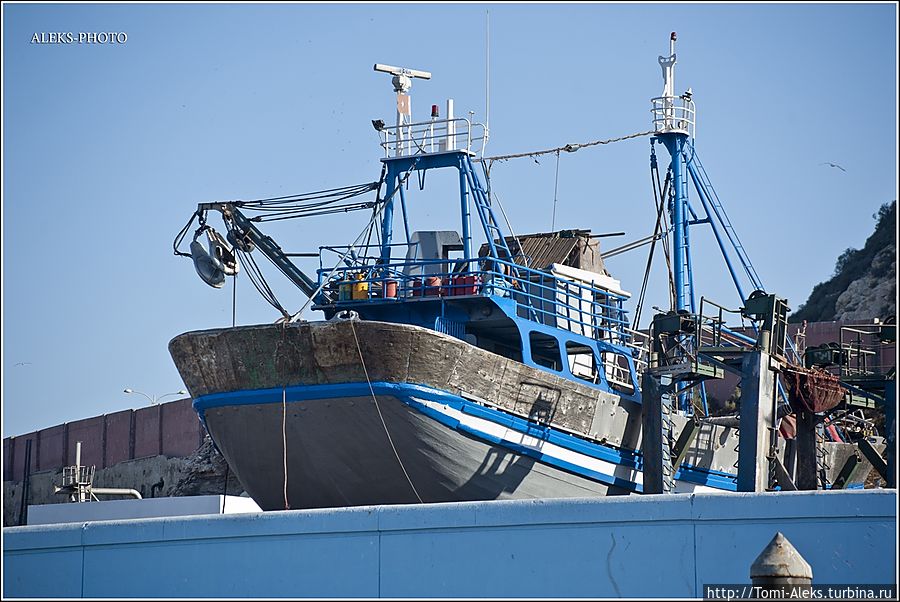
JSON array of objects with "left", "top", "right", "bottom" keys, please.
[
  {"left": 315, "top": 250, "right": 634, "bottom": 346},
  {"left": 838, "top": 324, "right": 896, "bottom": 379},
  {"left": 379, "top": 117, "right": 488, "bottom": 158},
  {"left": 651, "top": 94, "right": 695, "bottom": 138}
]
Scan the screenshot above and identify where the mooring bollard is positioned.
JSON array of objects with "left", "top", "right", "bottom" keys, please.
[{"left": 750, "top": 532, "right": 813, "bottom": 597}]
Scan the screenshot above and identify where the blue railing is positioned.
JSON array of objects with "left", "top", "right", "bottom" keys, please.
[{"left": 314, "top": 247, "right": 634, "bottom": 346}]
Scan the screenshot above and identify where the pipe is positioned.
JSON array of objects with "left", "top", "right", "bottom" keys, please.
[{"left": 91, "top": 487, "right": 143, "bottom": 500}]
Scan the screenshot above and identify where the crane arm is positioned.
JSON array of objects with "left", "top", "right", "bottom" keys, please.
[{"left": 197, "top": 202, "right": 330, "bottom": 305}]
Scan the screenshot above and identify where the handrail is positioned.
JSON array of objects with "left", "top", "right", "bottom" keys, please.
[
  {"left": 379, "top": 117, "right": 488, "bottom": 158},
  {"left": 315, "top": 254, "right": 636, "bottom": 344},
  {"left": 650, "top": 95, "right": 695, "bottom": 138}
]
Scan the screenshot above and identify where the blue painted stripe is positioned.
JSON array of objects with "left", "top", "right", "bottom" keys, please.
[{"left": 194, "top": 381, "right": 736, "bottom": 491}]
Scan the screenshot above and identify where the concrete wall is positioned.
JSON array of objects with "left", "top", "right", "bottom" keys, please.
[
  {"left": 3, "top": 490, "right": 895, "bottom": 598},
  {"left": 3, "top": 398, "right": 203, "bottom": 482}
]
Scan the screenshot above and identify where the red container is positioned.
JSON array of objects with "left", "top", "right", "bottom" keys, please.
[
  {"left": 384, "top": 279, "right": 398, "bottom": 298},
  {"left": 411, "top": 278, "right": 423, "bottom": 297},
  {"left": 451, "top": 275, "right": 480, "bottom": 296}
]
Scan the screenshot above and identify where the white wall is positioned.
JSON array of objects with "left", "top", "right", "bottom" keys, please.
[{"left": 3, "top": 490, "right": 896, "bottom": 598}]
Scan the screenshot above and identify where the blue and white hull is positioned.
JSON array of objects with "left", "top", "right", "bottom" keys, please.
[
  {"left": 195, "top": 382, "right": 732, "bottom": 510},
  {"left": 172, "top": 320, "right": 743, "bottom": 510}
]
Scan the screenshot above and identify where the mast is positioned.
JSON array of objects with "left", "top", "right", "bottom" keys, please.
[
  {"left": 372, "top": 64, "right": 433, "bottom": 265},
  {"left": 651, "top": 32, "right": 695, "bottom": 313},
  {"left": 373, "top": 64, "right": 488, "bottom": 266}
]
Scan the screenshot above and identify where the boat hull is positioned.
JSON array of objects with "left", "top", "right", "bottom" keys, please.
[
  {"left": 199, "top": 385, "right": 636, "bottom": 510},
  {"left": 169, "top": 320, "right": 865, "bottom": 510}
]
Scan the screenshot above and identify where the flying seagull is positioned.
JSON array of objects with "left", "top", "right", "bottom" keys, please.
[
  {"left": 820, "top": 162, "right": 846, "bottom": 172},
  {"left": 14, "top": 362, "right": 31, "bottom": 367}
]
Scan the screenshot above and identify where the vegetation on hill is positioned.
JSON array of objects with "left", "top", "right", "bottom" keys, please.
[{"left": 790, "top": 201, "right": 896, "bottom": 324}]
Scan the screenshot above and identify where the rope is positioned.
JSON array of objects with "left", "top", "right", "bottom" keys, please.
[
  {"left": 633, "top": 150, "right": 671, "bottom": 330},
  {"left": 275, "top": 322, "right": 290, "bottom": 510},
  {"left": 234, "top": 245, "right": 291, "bottom": 320},
  {"left": 482, "top": 130, "right": 655, "bottom": 164},
  {"left": 551, "top": 150, "right": 560, "bottom": 231},
  {"left": 282, "top": 384, "right": 289, "bottom": 510},
  {"left": 348, "top": 318, "right": 423, "bottom": 503},
  {"left": 232, "top": 272, "right": 237, "bottom": 328},
  {"left": 222, "top": 460, "right": 230, "bottom": 513}
]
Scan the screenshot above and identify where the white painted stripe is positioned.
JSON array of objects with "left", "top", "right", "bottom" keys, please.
[{"left": 411, "top": 397, "right": 725, "bottom": 493}]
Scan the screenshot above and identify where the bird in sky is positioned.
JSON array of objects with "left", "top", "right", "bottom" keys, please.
[
  {"left": 820, "top": 162, "right": 847, "bottom": 172},
  {"left": 14, "top": 362, "right": 31, "bottom": 367}
]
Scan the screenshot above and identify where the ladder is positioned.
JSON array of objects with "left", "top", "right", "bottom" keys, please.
[
  {"left": 461, "top": 155, "right": 539, "bottom": 320},
  {"left": 686, "top": 144, "right": 764, "bottom": 292}
]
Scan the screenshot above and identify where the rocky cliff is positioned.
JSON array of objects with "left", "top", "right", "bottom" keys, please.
[{"left": 790, "top": 201, "right": 896, "bottom": 323}]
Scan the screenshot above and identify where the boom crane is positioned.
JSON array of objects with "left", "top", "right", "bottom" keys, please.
[{"left": 195, "top": 202, "right": 330, "bottom": 306}]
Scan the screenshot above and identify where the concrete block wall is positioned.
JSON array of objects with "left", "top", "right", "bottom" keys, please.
[
  {"left": 2, "top": 490, "right": 895, "bottom": 598},
  {"left": 3, "top": 398, "right": 203, "bottom": 482},
  {"left": 104, "top": 410, "right": 133, "bottom": 467}
]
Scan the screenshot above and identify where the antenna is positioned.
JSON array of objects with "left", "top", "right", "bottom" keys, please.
[
  {"left": 485, "top": 11, "right": 491, "bottom": 137},
  {"left": 658, "top": 31, "right": 677, "bottom": 98},
  {"left": 374, "top": 63, "right": 432, "bottom": 156},
  {"left": 373, "top": 63, "right": 431, "bottom": 96}
]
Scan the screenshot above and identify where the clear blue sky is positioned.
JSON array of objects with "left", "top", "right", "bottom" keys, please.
[{"left": 3, "top": 3, "right": 897, "bottom": 436}]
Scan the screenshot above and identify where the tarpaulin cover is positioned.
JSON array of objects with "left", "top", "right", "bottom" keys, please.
[{"left": 782, "top": 367, "right": 846, "bottom": 414}]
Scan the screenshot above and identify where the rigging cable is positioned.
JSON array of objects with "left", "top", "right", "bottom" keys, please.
[
  {"left": 282, "top": 383, "right": 289, "bottom": 509},
  {"left": 348, "top": 317, "right": 423, "bottom": 503},
  {"left": 551, "top": 150, "right": 560, "bottom": 231},
  {"left": 633, "top": 146, "right": 673, "bottom": 330},
  {"left": 172, "top": 211, "right": 201, "bottom": 257},
  {"left": 656, "top": 168, "right": 676, "bottom": 308},
  {"left": 482, "top": 161, "right": 530, "bottom": 270},
  {"left": 232, "top": 244, "right": 291, "bottom": 319},
  {"left": 482, "top": 129, "right": 655, "bottom": 164},
  {"left": 239, "top": 182, "right": 379, "bottom": 206},
  {"left": 288, "top": 162, "right": 418, "bottom": 322}
]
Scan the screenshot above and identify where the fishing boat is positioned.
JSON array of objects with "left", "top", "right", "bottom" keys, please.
[{"left": 169, "top": 35, "right": 883, "bottom": 511}]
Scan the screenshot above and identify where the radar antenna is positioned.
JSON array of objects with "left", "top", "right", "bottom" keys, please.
[{"left": 374, "top": 64, "right": 432, "bottom": 155}]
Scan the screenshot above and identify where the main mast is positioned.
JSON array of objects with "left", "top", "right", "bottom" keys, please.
[{"left": 651, "top": 32, "right": 696, "bottom": 313}]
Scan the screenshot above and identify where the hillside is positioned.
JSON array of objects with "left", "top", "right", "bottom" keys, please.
[{"left": 790, "top": 201, "right": 896, "bottom": 324}]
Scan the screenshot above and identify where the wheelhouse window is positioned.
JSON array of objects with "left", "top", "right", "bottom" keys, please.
[
  {"left": 602, "top": 350, "right": 636, "bottom": 395},
  {"left": 566, "top": 341, "right": 601, "bottom": 384},
  {"left": 529, "top": 331, "right": 562, "bottom": 371}
]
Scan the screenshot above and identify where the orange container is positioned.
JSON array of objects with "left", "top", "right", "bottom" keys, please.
[
  {"left": 384, "top": 279, "right": 398, "bottom": 298},
  {"left": 425, "top": 276, "right": 443, "bottom": 296}
]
